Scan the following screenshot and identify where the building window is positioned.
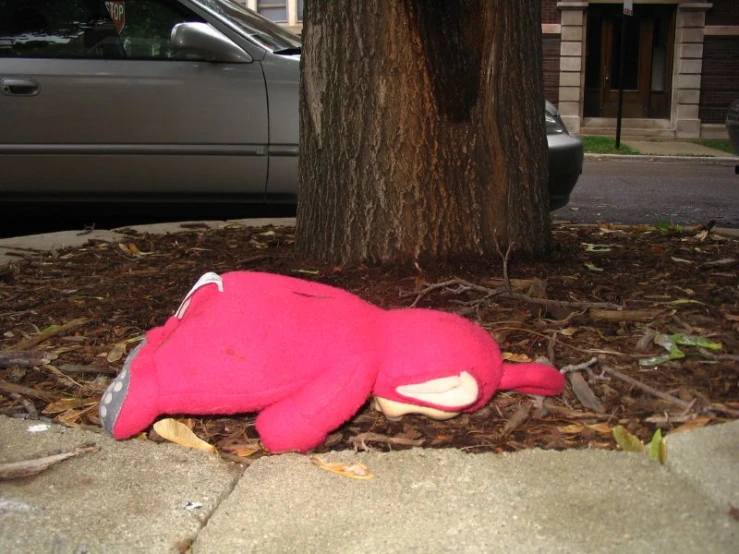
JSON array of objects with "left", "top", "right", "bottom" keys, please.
[
  {"left": 297, "top": 0, "right": 303, "bottom": 21},
  {"left": 257, "top": 0, "right": 287, "bottom": 23}
]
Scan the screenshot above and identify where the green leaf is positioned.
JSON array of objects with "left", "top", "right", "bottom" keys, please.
[
  {"left": 672, "top": 334, "right": 722, "bottom": 351},
  {"left": 40, "top": 324, "right": 61, "bottom": 334},
  {"left": 654, "top": 222, "right": 684, "bottom": 233},
  {"left": 666, "top": 298, "right": 706, "bottom": 306},
  {"left": 640, "top": 333, "right": 721, "bottom": 366},
  {"left": 584, "top": 262, "right": 604, "bottom": 272},
  {"left": 613, "top": 425, "right": 644, "bottom": 453},
  {"left": 639, "top": 353, "right": 677, "bottom": 367},
  {"left": 290, "top": 269, "right": 321, "bottom": 276},
  {"left": 655, "top": 333, "right": 685, "bottom": 360},
  {"left": 581, "top": 243, "right": 612, "bottom": 253},
  {"left": 647, "top": 429, "right": 667, "bottom": 464}
]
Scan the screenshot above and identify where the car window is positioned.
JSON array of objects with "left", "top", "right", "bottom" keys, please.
[
  {"left": 196, "top": 0, "right": 300, "bottom": 52},
  {"left": 0, "top": 0, "right": 206, "bottom": 60}
]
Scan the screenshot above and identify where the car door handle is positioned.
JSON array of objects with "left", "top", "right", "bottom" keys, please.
[{"left": 0, "top": 77, "right": 39, "bottom": 96}]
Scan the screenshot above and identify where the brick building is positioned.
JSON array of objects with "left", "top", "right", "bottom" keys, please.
[{"left": 250, "top": 0, "right": 737, "bottom": 138}]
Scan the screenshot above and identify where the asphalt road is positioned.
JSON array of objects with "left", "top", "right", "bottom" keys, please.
[
  {"left": 1, "top": 157, "right": 737, "bottom": 238},
  {"left": 553, "top": 157, "right": 739, "bottom": 228}
]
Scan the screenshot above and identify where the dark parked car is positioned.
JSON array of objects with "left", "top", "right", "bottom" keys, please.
[
  {"left": 727, "top": 99, "right": 739, "bottom": 174},
  {"left": 0, "top": 0, "right": 583, "bottom": 210}
]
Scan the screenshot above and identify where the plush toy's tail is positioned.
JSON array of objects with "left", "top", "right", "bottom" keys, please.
[{"left": 498, "top": 362, "right": 565, "bottom": 396}]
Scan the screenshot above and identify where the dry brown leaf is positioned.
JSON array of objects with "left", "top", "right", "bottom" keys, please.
[
  {"left": 231, "top": 447, "right": 259, "bottom": 457},
  {"left": 502, "top": 352, "right": 532, "bottom": 363},
  {"left": 42, "top": 398, "right": 93, "bottom": 414},
  {"left": 668, "top": 416, "right": 712, "bottom": 435},
  {"left": 153, "top": 418, "right": 216, "bottom": 453},
  {"left": 568, "top": 372, "right": 606, "bottom": 414},
  {"left": 106, "top": 342, "right": 128, "bottom": 363},
  {"left": 310, "top": 456, "right": 374, "bottom": 480},
  {"left": 585, "top": 422, "right": 613, "bottom": 435},
  {"left": 501, "top": 401, "right": 532, "bottom": 435},
  {"left": 558, "top": 424, "right": 584, "bottom": 434}
]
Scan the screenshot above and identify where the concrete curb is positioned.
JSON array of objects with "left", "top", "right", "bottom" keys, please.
[{"left": 585, "top": 153, "right": 739, "bottom": 165}]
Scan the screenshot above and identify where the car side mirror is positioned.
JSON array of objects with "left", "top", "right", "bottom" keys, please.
[{"left": 171, "top": 22, "right": 252, "bottom": 63}]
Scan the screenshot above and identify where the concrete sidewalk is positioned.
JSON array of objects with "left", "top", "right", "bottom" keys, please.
[
  {"left": 1, "top": 416, "right": 736, "bottom": 553},
  {"left": 619, "top": 139, "right": 737, "bottom": 159}
]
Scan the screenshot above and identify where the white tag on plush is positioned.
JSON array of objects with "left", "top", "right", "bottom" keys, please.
[{"left": 175, "top": 272, "right": 224, "bottom": 319}]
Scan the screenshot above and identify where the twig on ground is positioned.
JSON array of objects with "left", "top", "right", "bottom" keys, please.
[
  {"left": 9, "top": 318, "right": 89, "bottom": 350},
  {"left": 42, "top": 364, "right": 84, "bottom": 389},
  {"left": 490, "top": 326, "right": 629, "bottom": 358},
  {"left": 59, "top": 364, "right": 118, "bottom": 375},
  {"left": 602, "top": 365, "right": 739, "bottom": 417},
  {"left": 350, "top": 432, "right": 424, "bottom": 451},
  {"left": 494, "top": 237, "right": 514, "bottom": 290},
  {"left": 405, "top": 278, "right": 622, "bottom": 312},
  {"left": 0, "top": 350, "right": 58, "bottom": 368},
  {"left": 0, "top": 380, "right": 59, "bottom": 402},
  {"left": 560, "top": 357, "right": 599, "bottom": 374},
  {"left": 602, "top": 365, "right": 694, "bottom": 410},
  {"left": 0, "top": 442, "right": 100, "bottom": 481}
]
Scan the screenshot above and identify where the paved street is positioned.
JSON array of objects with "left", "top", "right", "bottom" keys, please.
[{"left": 554, "top": 158, "right": 739, "bottom": 228}]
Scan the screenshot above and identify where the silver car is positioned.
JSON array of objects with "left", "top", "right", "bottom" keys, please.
[{"left": 0, "top": 0, "right": 582, "bottom": 211}]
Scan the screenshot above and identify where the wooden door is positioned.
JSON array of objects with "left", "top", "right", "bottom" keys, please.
[{"left": 584, "top": 4, "right": 675, "bottom": 119}]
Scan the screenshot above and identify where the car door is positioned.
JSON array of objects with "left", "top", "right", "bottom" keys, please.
[{"left": 0, "top": 0, "right": 268, "bottom": 200}]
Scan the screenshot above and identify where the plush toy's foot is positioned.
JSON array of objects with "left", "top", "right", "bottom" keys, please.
[
  {"left": 99, "top": 340, "right": 161, "bottom": 438},
  {"left": 100, "top": 341, "right": 143, "bottom": 434}
]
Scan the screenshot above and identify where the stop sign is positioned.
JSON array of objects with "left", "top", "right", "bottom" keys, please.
[{"left": 105, "top": 1, "right": 126, "bottom": 34}]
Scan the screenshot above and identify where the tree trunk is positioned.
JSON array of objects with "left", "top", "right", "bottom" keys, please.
[{"left": 297, "top": 0, "right": 550, "bottom": 265}]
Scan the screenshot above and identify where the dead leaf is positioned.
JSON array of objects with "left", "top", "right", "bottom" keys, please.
[
  {"left": 585, "top": 422, "right": 613, "bottom": 435},
  {"left": 106, "top": 342, "right": 128, "bottom": 363},
  {"left": 568, "top": 372, "right": 605, "bottom": 414},
  {"left": 106, "top": 335, "right": 144, "bottom": 362},
  {"left": 527, "top": 278, "right": 547, "bottom": 299},
  {"left": 153, "top": 419, "right": 216, "bottom": 453},
  {"left": 42, "top": 398, "right": 94, "bottom": 415},
  {"left": 230, "top": 447, "right": 259, "bottom": 457},
  {"left": 310, "top": 456, "right": 374, "bottom": 480},
  {"left": 501, "top": 401, "right": 532, "bottom": 435},
  {"left": 502, "top": 352, "right": 532, "bottom": 363},
  {"left": 558, "top": 424, "right": 584, "bottom": 434},
  {"left": 668, "top": 416, "right": 711, "bottom": 435}
]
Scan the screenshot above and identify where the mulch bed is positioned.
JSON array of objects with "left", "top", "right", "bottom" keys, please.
[{"left": 1, "top": 222, "right": 737, "bottom": 461}]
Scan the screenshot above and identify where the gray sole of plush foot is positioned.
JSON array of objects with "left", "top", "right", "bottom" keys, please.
[{"left": 100, "top": 341, "right": 146, "bottom": 434}]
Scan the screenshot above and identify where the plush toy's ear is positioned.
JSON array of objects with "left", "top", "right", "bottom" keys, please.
[{"left": 498, "top": 362, "right": 565, "bottom": 396}]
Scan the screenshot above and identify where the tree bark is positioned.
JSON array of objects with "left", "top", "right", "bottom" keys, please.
[{"left": 297, "top": 0, "right": 550, "bottom": 265}]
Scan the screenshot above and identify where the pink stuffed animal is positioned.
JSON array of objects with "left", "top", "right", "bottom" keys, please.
[{"left": 100, "top": 271, "right": 565, "bottom": 452}]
